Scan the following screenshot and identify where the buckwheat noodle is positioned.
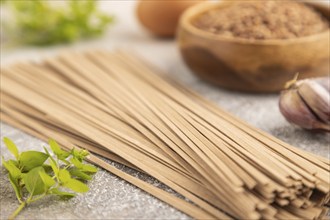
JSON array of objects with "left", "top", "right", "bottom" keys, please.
[{"left": 1, "top": 50, "right": 329, "bottom": 219}]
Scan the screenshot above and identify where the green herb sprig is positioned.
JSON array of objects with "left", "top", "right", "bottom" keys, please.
[
  {"left": 3, "top": 0, "right": 114, "bottom": 46},
  {"left": 1, "top": 138, "right": 97, "bottom": 219}
]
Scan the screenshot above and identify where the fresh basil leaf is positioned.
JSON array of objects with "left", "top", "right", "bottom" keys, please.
[
  {"left": 20, "top": 151, "right": 49, "bottom": 172},
  {"left": 39, "top": 171, "right": 56, "bottom": 188},
  {"left": 63, "top": 179, "right": 89, "bottom": 193},
  {"left": 58, "top": 169, "right": 71, "bottom": 183},
  {"left": 49, "top": 188, "right": 75, "bottom": 199},
  {"left": 69, "top": 168, "right": 92, "bottom": 181},
  {"left": 8, "top": 173, "right": 22, "bottom": 201},
  {"left": 3, "top": 137, "right": 20, "bottom": 160},
  {"left": 23, "top": 167, "right": 46, "bottom": 196},
  {"left": 2, "top": 157, "right": 21, "bottom": 179}
]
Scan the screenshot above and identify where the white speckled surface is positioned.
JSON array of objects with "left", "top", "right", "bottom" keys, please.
[{"left": 1, "top": 1, "right": 329, "bottom": 219}]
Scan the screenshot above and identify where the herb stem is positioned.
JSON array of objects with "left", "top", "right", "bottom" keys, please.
[
  {"left": 9, "top": 201, "right": 26, "bottom": 220},
  {"left": 28, "top": 194, "right": 46, "bottom": 203}
]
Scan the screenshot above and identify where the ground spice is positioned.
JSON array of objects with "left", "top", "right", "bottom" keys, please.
[{"left": 193, "top": 1, "right": 329, "bottom": 40}]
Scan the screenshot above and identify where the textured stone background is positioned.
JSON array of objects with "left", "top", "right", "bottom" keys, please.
[{"left": 1, "top": 1, "right": 329, "bottom": 219}]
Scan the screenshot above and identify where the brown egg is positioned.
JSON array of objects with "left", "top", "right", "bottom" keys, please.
[{"left": 136, "top": 0, "right": 206, "bottom": 37}]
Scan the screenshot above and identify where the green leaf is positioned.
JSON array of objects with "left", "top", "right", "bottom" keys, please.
[
  {"left": 58, "top": 169, "right": 71, "bottom": 183},
  {"left": 3, "top": 137, "right": 19, "bottom": 160},
  {"left": 2, "top": 157, "right": 21, "bottom": 179},
  {"left": 8, "top": 159, "right": 19, "bottom": 168},
  {"left": 39, "top": 171, "right": 56, "bottom": 188},
  {"left": 70, "top": 157, "right": 83, "bottom": 169},
  {"left": 43, "top": 147, "right": 58, "bottom": 173},
  {"left": 49, "top": 139, "right": 70, "bottom": 160},
  {"left": 49, "top": 188, "right": 75, "bottom": 199},
  {"left": 1, "top": 138, "right": 96, "bottom": 209},
  {"left": 48, "top": 139, "right": 61, "bottom": 155},
  {"left": 72, "top": 148, "right": 89, "bottom": 162},
  {"left": 5, "top": 0, "right": 114, "bottom": 46},
  {"left": 20, "top": 151, "right": 49, "bottom": 172},
  {"left": 81, "top": 164, "right": 97, "bottom": 173},
  {"left": 69, "top": 168, "right": 92, "bottom": 181},
  {"left": 19, "top": 173, "right": 26, "bottom": 184},
  {"left": 49, "top": 159, "right": 59, "bottom": 177},
  {"left": 71, "top": 148, "right": 81, "bottom": 161},
  {"left": 71, "top": 157, "right": 96, "bottom": 173},
  {"left": 43, "top": 146, "right": 52, "bottom": 157},
  {"left": 58, "top": 152, "right": 71, "bottom": 161},
  {"left": 59, "top": 158, "right": 70, "bottom": 166},
  {"left": 8, "top": 174, "right": 22, "bottom": 202},
  {"left": 23, "top": 167, "right": 46, "bottom": 196},
  {"left": 63, "top": 179, "right": 89, "bottom": 193},
  {"left": 42, "top": 164, "right": 53, "bottom": 174}
]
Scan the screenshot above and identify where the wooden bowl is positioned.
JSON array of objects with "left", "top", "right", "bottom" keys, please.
[{"left": 177, "top": 1, "right": 330, "bottom": 92}]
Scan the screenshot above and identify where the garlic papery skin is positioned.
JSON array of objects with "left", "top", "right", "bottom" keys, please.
[
  {"left": 298, "top": 80, "right": 330, "bottom": 124},
  {"left": 279, "top": 77, "right": 330, "bottom": 132}
]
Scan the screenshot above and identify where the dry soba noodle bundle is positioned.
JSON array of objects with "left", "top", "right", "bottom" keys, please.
[{"left": 1, "top": 50, "right": 329, "bottom": 219}]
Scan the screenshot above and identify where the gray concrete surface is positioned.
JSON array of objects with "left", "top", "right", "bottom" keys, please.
[{"left": 1, "top": 1, "right": 329, "bottom": 219}]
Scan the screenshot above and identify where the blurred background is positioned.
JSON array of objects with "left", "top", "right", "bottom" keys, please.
[{"left": 1, "top": 0, "right": 184, "bottom": 64}]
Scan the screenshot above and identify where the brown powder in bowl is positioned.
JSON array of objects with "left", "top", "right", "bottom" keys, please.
[{"left": 193, "top": 1, "right": 329, "bottom": 40}]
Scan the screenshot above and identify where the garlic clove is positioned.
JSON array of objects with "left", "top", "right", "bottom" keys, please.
[
  {"left": 298, "top": 80, "right": 330, "bottom": 124},
  {"left": 279, "top": 88, "right": 330, "bottom": 131},
  {"left": 315, "top": 77, "right": 330, "bottom": 92}
]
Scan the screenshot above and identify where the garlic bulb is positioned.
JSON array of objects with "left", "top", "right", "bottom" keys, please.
[{"left": 279, "top": 77, "right": 330, "bottom": 131}]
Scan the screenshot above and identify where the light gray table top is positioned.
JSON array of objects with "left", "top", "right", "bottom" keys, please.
[{"left": 1, "top": 1, "right": 329, "bottom": 219}]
